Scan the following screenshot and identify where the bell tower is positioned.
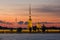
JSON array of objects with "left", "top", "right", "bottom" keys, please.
[{"left": 28, "top": 4, "right": 32, "bottom": 32}]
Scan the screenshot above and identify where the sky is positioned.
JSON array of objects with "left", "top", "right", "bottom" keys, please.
[{"left": 0, "top": 0, "right": 60, "bottom": 23}]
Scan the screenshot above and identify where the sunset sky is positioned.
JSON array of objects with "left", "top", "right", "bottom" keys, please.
[{"left": 0, "top": 0, "right": 60, "bottom": 23}]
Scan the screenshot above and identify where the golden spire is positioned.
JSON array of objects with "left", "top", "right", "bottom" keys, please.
[
  {"left": 29, "top": 4, "right": 32, "bottom": 21},
  {"left": 28, "top": 4, "right": 32, "bottom": 28}
]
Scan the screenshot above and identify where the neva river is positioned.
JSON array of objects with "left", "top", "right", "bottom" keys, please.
[{"left": 0, "top": 33, "right": 60, "bottom": 40}]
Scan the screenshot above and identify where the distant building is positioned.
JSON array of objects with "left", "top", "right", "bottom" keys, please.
[
  {"left": 36, "top": 22, "right": 41, "bottom": 32},
  {"left": 41, "top": 24, "right": 46, "bottom": 33},
  {"left": 28, "top": 4, "right": 32, "bottom": 32},
  {"left": 36, "top": 22, "right": 41, "bottom": 29}
]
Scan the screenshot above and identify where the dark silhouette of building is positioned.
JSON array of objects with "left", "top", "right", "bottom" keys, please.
[
  {"left": 0, "top": 26, "right": 3, "bottom": 29},
  {"left": 29, "top": 27, "right": 32, "bottom": 32},
  {"left": 17, "top": 27, "right": 22, "bottom": 33},
  {"left": 33, "top": 26, "right": 37, "bottom": 32},
  {"left": 36, "top": 22, "right": 41, "bottom": 32},
  {"left": 41, "top": 24, "right": 46, "bottom": 33},
  {"left": 10, "top": 28, "right": 13, "bottom": 32}
]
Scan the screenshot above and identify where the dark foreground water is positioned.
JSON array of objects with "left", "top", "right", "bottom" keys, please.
[{"left": 0, "top": 33, "right": 60, "bottom": 40}]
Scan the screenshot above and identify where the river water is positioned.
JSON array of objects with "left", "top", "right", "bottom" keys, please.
[{"left": 0, "top": 33, "right": 60, "bottom": 40}]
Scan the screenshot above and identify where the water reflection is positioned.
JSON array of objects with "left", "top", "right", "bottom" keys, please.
[{"left": 0, "top": 34, "right": 60, "bottom": 40}]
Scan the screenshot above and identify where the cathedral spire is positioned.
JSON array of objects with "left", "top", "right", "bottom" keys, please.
[
  {"left": 29, "top": 4, "right": 32, "bottom": 21},
  {"left": 28, "top": 4, "right": 32, "bottom": 32},
  {"left": 28, "top": 4, "right": 32, "bottom": 28}
]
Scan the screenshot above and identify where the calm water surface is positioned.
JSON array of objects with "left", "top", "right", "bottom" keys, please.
[{"left": 0, "top": 33, "right": 60, "bottom": 40}]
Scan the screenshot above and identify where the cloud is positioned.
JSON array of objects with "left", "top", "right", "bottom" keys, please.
[
  {"left": 0, "top": 20, "right": 12, "bottom": 24},
  {"left": 5, "top": 22, "right": 13, "bottom": 24},
  {"left": 18, "top": 21, "right": 24, "bottom": 24},
  {"left": 33, "top": 0, "right": 60, "bottom": 12},
  {"left": 33, "top": 5, "right": 60, "bottom": 13},
  {"left": 32, "top": 5, "right": 60, "bottom": 17}
]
